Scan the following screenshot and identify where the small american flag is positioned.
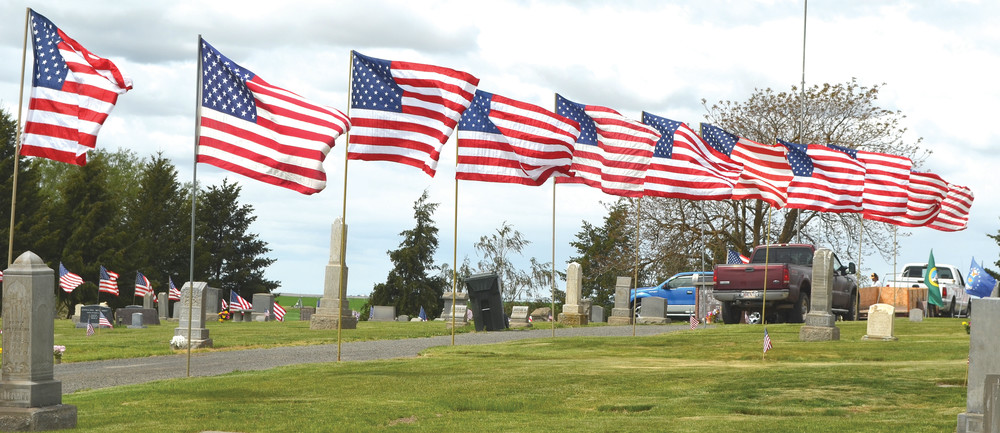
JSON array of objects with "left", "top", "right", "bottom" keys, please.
[
  {"left": 99, "top": 266, "right": 119, "bottom": 296},
  {"left": 348, "top": 51, "right": 479, "bottom": 176},
  {"left": 273, "top": 302, "right": 286, "bottom": 322},
  {"left": 763, "top": 328, "right": 773, "bottom": 353},
  {"left": 197, "top": 39, "right": 349, "bottom": 195},
  {"left": 641, "top": 112, "right": 740, "bottom": 200},
  {"left": 702, "top": 124, "right": 792, "bottom": 208},
  {"left": 59, "top": 262, "right": 84, "bottom": 293},
  {"left": 728, "top": 249, "right": 750, "bottom": 265},
  {"left": 134, "top": 272, "right": 152, "bottom": 297},
  {"left": 555, "top": 94, "right": 659, "bottom": 197},
  {"left": 168, "top": 277, "right": 181, "bottom": 301},
  {"left": 221, "top": 298, "right": 228, "bottom": 311},
  {"left": 21, "top": 10, "right": 132, "bottom": 165},
  {"left": 456, "top": 90, "right": 578, "bottom": 185},
  {"left": 689, "top": 315, "right": 699, "bottom": 330},
  {"left": 781, "top": 140, "right": 865, "bottom": 213},
  {"left": 86, "top": 322, "right": 94, "bottom": 337},
  {"left": 98, "top": 312, "right": 113, "bottom": 329},
  {"left": 230, "top": 291, "right": 253, "bottom": 311}
]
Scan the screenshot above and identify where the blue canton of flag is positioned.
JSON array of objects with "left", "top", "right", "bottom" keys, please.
[
  {"left": 555, "top": 95, "right": 598, "bottom": 146},
  {"left": 700, "top": 124, "right": 738, "bottom": 156},
  {"left": 201, "top": 43, "right": 256, "bottom": 121},
  {"left": 968, "top": 258, "right": 998, "bottom": 298},
  {"left": 781, "top": 140, "right": 813, "bottom": 177},
  {"left": 351, "top": 53, "right": 403, "bottom": 112},
  {"left": 728, "top": 249, "right": 749, "bottom": 264},
  {"left": 646, "top": 115, "right": 680, "bottom": 159}
]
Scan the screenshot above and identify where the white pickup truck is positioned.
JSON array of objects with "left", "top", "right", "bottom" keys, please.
[{"left": 884, "top": 262, "right": 970, "bottom": 317}]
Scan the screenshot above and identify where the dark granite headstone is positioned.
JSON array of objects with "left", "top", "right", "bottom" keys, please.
[{"left": 78, "top": 305, "right": 113, "bottom": 328}]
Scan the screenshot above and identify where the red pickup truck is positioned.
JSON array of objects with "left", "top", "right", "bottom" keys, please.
[{"left": 712, "top": 244, "right": 858, "bottom": 324}]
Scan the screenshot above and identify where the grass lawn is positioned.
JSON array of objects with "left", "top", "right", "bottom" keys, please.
[{"left": 59, "top": 317, "right": 969, "bottom": 432}]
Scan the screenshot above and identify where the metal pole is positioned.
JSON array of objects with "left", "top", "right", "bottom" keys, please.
[
  {"left": 761, "top": 206, "right": 772, "bottom": 326},
  {"left": 452, "top": 129, "right": 459, "bottom": 345},
  {"left": 337, "top": 51, "right": 356, "bottom": 361},
  {"left": 8, "top": 8, "right": 30, "bottom": 266},
  {"left": 631, "top": 197, "right": 642, "bottom": 337},
  {"left": 856, "top": 216, "right": 863, "bottom": 320},
  {"left": 551, "top": 180, "right": 556, "bottom": 338},
  {"left": 795, "top": 0, "right": 808, "bottom": 244},
  {"left": 186, "top": 35, "right": 205, "bottom": 377}
]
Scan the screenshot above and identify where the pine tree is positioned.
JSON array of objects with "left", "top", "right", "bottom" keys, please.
[
  {"left": 569, "top": 199, "right": 637, "bottom": 310},
  {"left": 123, "top": 153, "right": 188, "bottom": 292},
  {"left": 369, "top": 190, "right": 445, "bottom": 319}
]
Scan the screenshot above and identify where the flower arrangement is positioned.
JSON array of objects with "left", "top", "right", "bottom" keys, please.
[
  {"left": 705, "top": 308, "right": 720, "bottom": 324},
  {"left": 218, "top": 311, "right": 231, "bottom": 322},
  {"left": 53, "top": 345, "right": 66, "bottom": 363},
  {"left": 963, "top": 321, "right": 971, "bottom": 335},
  {"left": 169, "top": 335, "right": 188, "bottom": 350}
]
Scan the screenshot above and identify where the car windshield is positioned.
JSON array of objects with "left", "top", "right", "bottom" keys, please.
[{"left": 749, "top": 247, "right": 813, "bottom": 265}]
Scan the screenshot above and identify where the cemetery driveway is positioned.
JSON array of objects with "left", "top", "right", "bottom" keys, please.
[{"left": 55, "top": 323, "right": 693, "bottom": 393}]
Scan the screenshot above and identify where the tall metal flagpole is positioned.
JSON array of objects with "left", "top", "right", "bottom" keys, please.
[
  {"left": 761, "top": 207, "right": 772, "bottom": 361},
  {"left": 338, "top": 51, "right": 356, "bottom": 362},
  {"left": 452, "top": 130, "right": 459, "bottom": 345},
  {"left": 856, "top": 217, "right": 863, "bottom": 320},
  {"left": 8, "top": 8, "right": 30, "bottom": 266},
  {"left": 186, "top": 35, "right": 205, "bottom": 377},
  {"left": 795, "top": 0, "right": 808, "bottom": 245},
  {"left": 551, "top": 180, "right": 556, "bottom": 338},
  {"left": 631, "top": 197, "right": 642, "bottom": 337}
]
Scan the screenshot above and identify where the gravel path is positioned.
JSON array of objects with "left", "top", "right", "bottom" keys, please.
[{"left": 55, "top": 323, "right": 693, "bottom": 393}]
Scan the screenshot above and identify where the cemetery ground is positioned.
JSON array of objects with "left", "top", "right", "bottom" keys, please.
[{"left": 50, "top": 314, "right": 966, "bottom": 432}]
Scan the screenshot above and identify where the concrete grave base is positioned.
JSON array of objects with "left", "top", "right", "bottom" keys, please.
[
  {"left": 636, "top": 317, "right": 670, "bottom": 325},
  {"left": 957, "top": 412, "right": 983, "bottom": 433},
  {"left": 309, "top": 314, "right": 358, "bottom": 330},
  {"left": 508, "top": 321, "right": 532, "bottom": 328},
  {"left": 0, "top": 404, "right": 76, "bottom": 431},
  {"left": 799, "top": 325, "right": 840, "bottom": 341},
  {"left": 607, "top": 316, "right": 632, "bottom": 326},
  {"left": 861, "top": 334, "right": 898, "bottom": 341},
  {"left": 558, "top": 313, "right": 588, "bottom": 326},
  {"left": 444, "top": 320, "right": 468, "bottom": 329}
]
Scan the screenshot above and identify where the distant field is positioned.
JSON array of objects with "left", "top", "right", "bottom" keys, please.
[{"left": 275, "top": 295, "right": 367, "bottom": 312}]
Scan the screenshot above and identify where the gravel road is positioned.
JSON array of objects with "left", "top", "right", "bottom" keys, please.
[{"left": 55, "top": 323, "right": 692, "bottom": 393}]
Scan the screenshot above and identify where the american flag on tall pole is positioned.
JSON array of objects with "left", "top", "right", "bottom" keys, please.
[
  {"left": 864, "top": 171, "right": 948, "bottom": 227},
  {"left": 20, "top": 9, "right": 132, "bottom": 165},
  {"left": 168, "top": 277, "right": 181, "bottom": 301},
  {"left": 99, "top": 265, "right": 119, "bottom": 296},
  {"left": 829, "top": 145, "right": 912, "bottom": 218},
  {"left": 59, "top": 262, "right": 83, "bottom": 293},
  {"left": 134, "top": 271, "right": 152, "bottom": 297},
  {"left": 702, "top": 124, "right": 792, "bottom": 208},
  {"left": 641, "top": 112, "right": 740, "bottom": 200},
  {"left": 456, "top": 90, "right": 578, "bottom": 185},
  {"left": 554, "top": 94, "right": 659, "bottom": 197},
  {"left": 196, "top": 38, "right": 350, "bottom": 195},
  {"left": 348, "top": 51, "right": 479, "bottom": 176},
  {"left": 780, "top": 140, "right": 865, "bottom": 213},
  {"left": 927, "top": 183, "right": 974, "bottom": 232}
]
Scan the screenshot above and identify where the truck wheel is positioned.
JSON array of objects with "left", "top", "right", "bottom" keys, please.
[
  {"left": 948, "top": 297, "right": 956, "bottom": 317},
  {"left": 721, "top": 303, "right": 741, "bottom": 324},
  {"left": 791, "top": 291, "right": 810, "bottom": 323},
  {"left": 845, "top": 290, "right": 857, "bottom": 321}
]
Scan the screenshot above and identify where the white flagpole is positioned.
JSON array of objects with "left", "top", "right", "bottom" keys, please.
[
  {"left": 8, "top": 8, "right": 30, "bottom": 266},
  {"left": 337, "top": 51, "right": 356, "bottom": 362},
  {"left": 186, "top": 35, "right": 205, "bottom": 377}
]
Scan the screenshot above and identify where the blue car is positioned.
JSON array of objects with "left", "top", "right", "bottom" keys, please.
[{"left": 629, "top": 272, "right": 712, "bottom": 318}]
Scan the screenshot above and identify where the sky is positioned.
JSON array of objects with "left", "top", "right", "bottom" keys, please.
[{"left": 0, "top": 0, "right": 997, "bottom": 297}]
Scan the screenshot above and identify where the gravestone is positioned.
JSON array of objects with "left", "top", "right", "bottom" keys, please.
[
  {"left": 608, "top": 276, "right": 633, "bottom": 326},
  {"left": 559, "top": 263, "right": 588, "bottom": 326},
  {"left": 143, "top": 292, "right": 154, "bottom": 309},
  {"left": 862, "top": 303, "right": 897, "bottom": 341},
  {"left": 440, "top": 291, "right": 470, "bottom": 328},
  {"left": 371, "top": 306, "right": 395, "bottom": 322},
  {"left": 70, "top": 304, "right": 83, "bottom": 323},
  {"left": 0, "top": 251, "right": 76, "bottom": 430},
  {"left": 77, "top": 305, "right": 112, "bottom": 328},
  {"left": 466, "top": 273, "right": 507, "bottom": 332},
  {"left": 958, "top": 298, "right": 1000, "bottom": 432},
  {"left": 799, "top": 248, "right": 841, "bottom": 341},
  {"left": 252, "top": 293, "right": 275, "bottom": 322},
  {"left": 397, "top": 315, "right": 410, "bottom": 322},
  {"left": 509, "top": 306, "right": 531, "bottom": 328},
  {"left": 636, "top": 297, "right": 668, "bottom": 324},
  {"left": 529, "top": 307, "right": 551, "bottom": 322},
  {"left": 173, "top": 282, "right": 212, "bottom": 349},
  {"left": 299, "top": 306, "right": 315, "bottom": 321},
  {"left": 983, "top": 375, "right": 1000, "bottom": 433},
  {"left": 127, "top": 313, "right": 146, "bottom": 329},
  {"left": 311, "top": 219, "right": 358, "bottom": 330},
  {"left": 909, "top": 308, "right": 923, "bottom": 322},
  {"left": 116, "top": 307, "right": 160, "bottom": 326},
  {"left": 590, "top": 305, "right": 605, "bottom": 323},
  {"left": 204, "top": 287, "right": 221, "bottom": 321},
  {"left": 158, "top": 292, "right": 169, "bottom": 319}
]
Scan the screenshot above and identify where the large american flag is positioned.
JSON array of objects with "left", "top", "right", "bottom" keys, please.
[
  {"left": 456, "top": 90, "right": 578, "bottom": 185},
  {"left": 348, "top": 51, "right": 479, "bottom": 176},
  {"left": 197, "top": 39, "right": 349, "bottom": 195},
  {"left": 701, "top": 124, "right": 792, "bottom": 208},
  {"left": 230, "top": 290, "right": 253, "bottom": 311},
  {"left": 641, "top": 113, "right": 740, "bottom": 200},
  {"left": 927, "top": 183, "right": 974, "bottom": 232},
  {"left": 134, "top": 271, "right": 152, "bottom": 298},
  {"left": 59, "top": 262, "right": 84, "bottom": 293},
  {"left": 829, "top": 145, "right": 912, "bottom": 218},
  {"left": 168, "top": 277, "right": 181, "bottom": 301},
  {"left": 99, "top": 265, "right": 119, "bottom": 296},
  {"left": 554, "top": 94, "right": 659, "bottom": 197},
  {"left": 20, "top": 10, "right": 132, "bottom": 165},
  {"left": 864, "top": 171, "right": 948, "bottom": 227},
  {"left": 781, "top": 140, "right": 865, "bottom": 213}
]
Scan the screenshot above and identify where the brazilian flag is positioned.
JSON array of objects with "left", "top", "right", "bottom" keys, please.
[{"left": 925, "top": 250, "right": 943, "bottom": 308}]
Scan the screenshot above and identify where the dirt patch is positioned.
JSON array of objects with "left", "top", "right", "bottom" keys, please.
[{"left": 388, "top": 416, "right": 417, "bottom": 426}]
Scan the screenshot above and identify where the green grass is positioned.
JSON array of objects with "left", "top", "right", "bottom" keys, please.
[
  {"left": 274, "top": 295, "right": 368, "bottom": 312},
  {"left": 59, "top": 318, "right": 969, "bottom": 432}
]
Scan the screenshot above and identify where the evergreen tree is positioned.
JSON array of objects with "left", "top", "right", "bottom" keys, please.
[
  {"left": 569, "top": 199, "right": 638, "bottom": 311},
  {"left": 195, "top": 179, "right": 277, "bottom": 297},
  {"left": 369, "top": 190, "right": 445, "bottom": 319},
  {"left": 123, "top": 153, "right": 188, "bottom": 293}
]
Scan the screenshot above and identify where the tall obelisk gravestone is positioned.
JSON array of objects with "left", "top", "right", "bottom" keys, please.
[
  {"left": 311, "top": 219, "right": 358, "bottom": 330},
  {"left": 0, "top": 252, "right": 76, "bottom": 430}
]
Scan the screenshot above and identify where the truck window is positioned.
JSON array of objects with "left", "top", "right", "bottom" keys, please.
[
  {"left": 937, "top": 267, "right": 953, "bottom": 280},
  {"left": 749, "top": 247, "right": 812, "bottom": 264},
  {"left": 903, "top": 266, "right": 925, "bottom": 279}
]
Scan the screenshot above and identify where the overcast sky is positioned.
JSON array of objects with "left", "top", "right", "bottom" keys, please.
[{"left": 1, "top": 0, "right": 997, "bottom": 298}]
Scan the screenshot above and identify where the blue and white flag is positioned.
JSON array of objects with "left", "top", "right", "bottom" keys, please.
[
  {"left": 418, "top": 306, "right": 427, "bottom": 321},
  {"left": 968, "top": 258, "right": 997, "bottom": 298}
]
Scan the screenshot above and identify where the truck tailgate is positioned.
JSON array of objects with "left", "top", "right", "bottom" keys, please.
[{"left": 714, "top": 264, "right": 789, "bottom": 291}]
